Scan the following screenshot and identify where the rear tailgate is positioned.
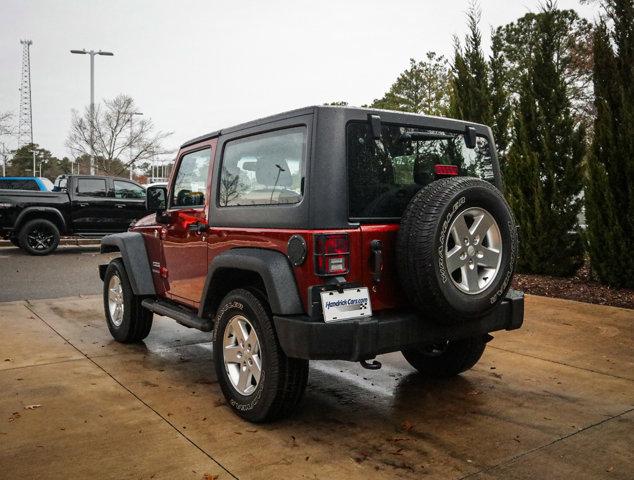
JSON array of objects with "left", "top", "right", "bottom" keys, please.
[{"left": 359, "top": 224, "right": 408, "bottom": 311}]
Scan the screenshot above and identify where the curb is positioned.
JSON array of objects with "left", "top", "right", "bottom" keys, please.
[{"left": 0, "top": 238, "right": 101, "bottom": 247}]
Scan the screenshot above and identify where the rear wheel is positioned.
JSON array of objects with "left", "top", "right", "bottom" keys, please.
[
  {"left": 103, "top": 258, "right": 153, "bottom": 343},
  {"left": 402, "top": 335, "right": 488, "bottom": 378},
  {"left": 18, "top": 219, "right": 60, "bottom": 255},
  {"left": 213, "top": 289, "right": 308, "bottom": 422}
]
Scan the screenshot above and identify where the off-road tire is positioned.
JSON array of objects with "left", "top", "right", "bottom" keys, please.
[
  {"left": 397, "top": 177, "right": 518, "bottom": 322},
  {"left": 103, "top": 258, "right": 153, "bottom": 343},
  {"left": 402, "top": 335, "right": 487, "bottom": 378},
  {"left": 18, "top": 218, "right": 60, "bottom": 255},
  {"left": 213, "top": 288, "right": 308, "bottom": 423}
]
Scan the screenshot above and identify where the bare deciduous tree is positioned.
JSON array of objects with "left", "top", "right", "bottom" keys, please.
[
  {"left": 0, "top": 111, "right": 14, "bottom": 137},
  {"left": 66, "top": 94, "right": 172, "bottom": 175}
]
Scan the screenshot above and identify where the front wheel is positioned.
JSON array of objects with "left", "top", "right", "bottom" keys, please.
[
  {"left": 18, "top": 219, "right": 60, "bottom": 255},
  {"left": 103, "top": 258, "right": 153, "bottom": 343},
  {"left": 213, "top": 289, "right": 308, "bottom": 422},
  {"left": 402, "top": 335, "right": 488, "bottom": 378}
]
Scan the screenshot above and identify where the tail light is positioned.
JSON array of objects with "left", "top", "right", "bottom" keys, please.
[
  {"left": 314, "top": 233, "right": 350, "bottom": 276},
  {"left": 434, "top": 164, "right": 459, "bottom": 177}
]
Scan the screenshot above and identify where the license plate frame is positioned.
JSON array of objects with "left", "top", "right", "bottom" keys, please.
[{"left": 319, "top": 287, "right": 372, "bottom": 323}]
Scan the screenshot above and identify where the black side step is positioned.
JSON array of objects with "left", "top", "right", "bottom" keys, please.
[{"left": 141, "top": 298, "right": 213, "bottom": 332}]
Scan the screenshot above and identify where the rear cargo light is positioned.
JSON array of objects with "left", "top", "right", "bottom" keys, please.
[
  {"left": 314, "top": 233, "right": 350, "bottom": 276},
  {"left": 434, "top": 164, "right": 459, "bottom": 176}
]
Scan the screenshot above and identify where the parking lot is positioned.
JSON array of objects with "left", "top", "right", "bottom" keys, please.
[{"left": 1, "top": 245, "right": 632, "bottom": 480}]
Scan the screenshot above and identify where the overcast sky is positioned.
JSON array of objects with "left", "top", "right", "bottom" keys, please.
[{"left": 0, "top": 0, "right": 599, "bottom": 160}]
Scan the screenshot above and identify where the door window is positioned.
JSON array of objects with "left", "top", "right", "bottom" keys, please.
[
  {"left": 172, "top": 148, "right": 211, "bottom": 207},
  {"left": 76, "top": 178, "right": 107, "bottom": 197},
  {"left": 114, "top": 180, "right": 146, "bottom": 199},
  {"left": 219, "top": 127, "right": 306, "bottom": 207}
]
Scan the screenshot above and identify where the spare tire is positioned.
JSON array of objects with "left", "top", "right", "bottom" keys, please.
[{"left": 397, "top": 177, "right": 518, "bottom": 322}]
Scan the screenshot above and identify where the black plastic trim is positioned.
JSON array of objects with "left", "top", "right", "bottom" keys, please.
[
  {"left": 15, "top": 206, "right": 67, "bottom": 232},
  {"left": 274, "top": 289, "right": 524, "bottom": 361},
  {"left": 100, "top": 232, "right": 156, "bottom": 296},
  {"left": 199, "top": 248, "right": 304, "bottom": 318}
]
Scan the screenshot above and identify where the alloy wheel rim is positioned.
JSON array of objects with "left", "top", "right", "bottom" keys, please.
[
  {"left": 108, "top": 274, "right": 124, "bottom": 327},
  {"left": 223, "top": 315, "right": 262, "bottom": 396},
  {"left": 26, "top": 226, "right": 54, "bottom": 250},
  {"left": 444, "top": 207, "right": 502, "bottom": 295}
]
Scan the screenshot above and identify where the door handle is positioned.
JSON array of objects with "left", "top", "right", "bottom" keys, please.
[
  {"left": 115, "top": 204, "right": 126, "bottom": 209},
  {"left": 78, "top": 202, "right": 88, "bottom": 207}
]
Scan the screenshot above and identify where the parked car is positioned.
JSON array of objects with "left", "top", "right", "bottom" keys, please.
[
  {"left": 0, "top": 176, "right": 54, "bottom": 191},
  {"left": 98, "top": 106, "right": 524, "bottom": 422},
  {"left": 0, "top": 174, "right": 149, "bottom": 255}
]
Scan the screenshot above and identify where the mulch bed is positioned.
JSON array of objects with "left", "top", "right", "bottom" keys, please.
[{"left": 511, "top": 263, "right": 634, "bottom": 310}]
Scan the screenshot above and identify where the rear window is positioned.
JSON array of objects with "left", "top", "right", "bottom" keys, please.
[
  {"left": 0, "top": 179, "right": 39, "bottom": 190},
  {"left": 347, "top": 122, "right": 495, "bottom": 220},
  {"left": 76, "top": 178, "right": 107, "bottom": 197}
]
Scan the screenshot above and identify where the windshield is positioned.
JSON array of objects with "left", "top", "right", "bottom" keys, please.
[{"left": 347, "top": 122, "right": 495, "bottom": 220}]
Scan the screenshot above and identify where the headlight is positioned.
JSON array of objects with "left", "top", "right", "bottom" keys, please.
[{"left": 0, "top": 203, "right": 13, "bottom": 209}]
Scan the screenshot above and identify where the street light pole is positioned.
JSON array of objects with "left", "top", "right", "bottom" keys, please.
[
  {"left": 129, "top": 112, "right": 143, "bottom": 179},
  {"left": 29, "top": 149, "right": 36, "bottom": 177},
  {"left": 70, "top": 49, "right": 114, "bottom": 175}
]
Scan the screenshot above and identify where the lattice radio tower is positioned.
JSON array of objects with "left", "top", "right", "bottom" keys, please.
[{"left": 17, "top": 39, "right": 33, "bottom": 148}]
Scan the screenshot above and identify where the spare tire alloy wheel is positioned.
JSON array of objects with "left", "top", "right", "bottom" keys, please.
[
  {"left": 445, "top": 207, "right": 502, "bottom": 294},
  {"left": 397, "top": 177, "right": 518, "bottom": 321},
  {"left": 223, "top": 315, "right": 262, "bottom": 396}
]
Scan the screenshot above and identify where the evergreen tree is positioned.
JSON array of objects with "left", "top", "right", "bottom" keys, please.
[
  {"left": 504, "top": 2, "right": 585, "bottom": 276},
  {"left": 368, "top": 52, "right": 450, "bottom": 116},
  {"left": 489, "top": 32, "right": 512, "bottom": 159},
  {"left": 585, "top": 0, "right": 634, "bottom": 287},
  {"left": 449, "top": 2, "right": 492, "bottom": 126}
]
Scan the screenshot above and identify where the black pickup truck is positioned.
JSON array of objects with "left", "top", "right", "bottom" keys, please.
[{"left": 0, "top": 175, "right": 149, "bottom": 255}]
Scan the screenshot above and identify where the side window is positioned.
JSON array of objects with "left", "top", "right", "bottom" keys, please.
[
  {"left": 76, "top": 178, "right": 107, "bottom": 197},
  {"left": 219, "top": 127, "right": 306, "bottom": 207},
  {"left": 172, "top": 148, "right": 211, "bottom": 207},
  {"left": 114, "top": 180, "right": 146, "bottom": 199},
  {"left": 0, "top": 179, "right": 38, "bottom": 190}
]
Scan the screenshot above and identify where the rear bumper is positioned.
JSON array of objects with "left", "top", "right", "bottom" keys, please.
[{"left": 274, "top": 289, "right": 524, "bottom": 361}]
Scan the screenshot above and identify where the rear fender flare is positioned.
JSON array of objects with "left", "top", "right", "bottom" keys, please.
[
  {"left": 100, "top": 232, "right": 155, "bottom": 296},
  {"left": 15, "top": 207, "right": 67, "bottom": 232},
  {"left": 199, "top": 248, "right": 303, "bottom": 318}
]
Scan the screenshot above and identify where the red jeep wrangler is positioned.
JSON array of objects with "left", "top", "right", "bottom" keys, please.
[{"left": 99, "top": 106, "right": 523, "bottom": 422}]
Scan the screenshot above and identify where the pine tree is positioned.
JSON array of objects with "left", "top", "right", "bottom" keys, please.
[
  {"left": 449, "top": 2, "right": 492, "bottom": 126},
  {"left": 585, "top": 0, "right": 634, "bottom": 287},
  {"left": 368, "top": 52, "right": 450, "bottom": 116},
  {"left": 504, "top": 2, "right": 585, "bottom": 276}
]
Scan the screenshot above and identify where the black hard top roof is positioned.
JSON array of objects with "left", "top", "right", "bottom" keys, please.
[{"left": 180, "top": 105, "right": 486, "bottom": 149}]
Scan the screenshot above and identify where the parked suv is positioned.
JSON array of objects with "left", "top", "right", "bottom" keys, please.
[{"left": 99, "top": 106, "right": 523, "bottom": 422}]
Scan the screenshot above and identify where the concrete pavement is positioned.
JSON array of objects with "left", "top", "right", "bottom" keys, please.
[{"left": 0, "top": 295, "right": 632, "bottom": 479}]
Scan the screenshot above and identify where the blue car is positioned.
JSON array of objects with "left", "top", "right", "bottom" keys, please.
[{"left": 0, "top": 176, "right": 54, "bottom": 191}]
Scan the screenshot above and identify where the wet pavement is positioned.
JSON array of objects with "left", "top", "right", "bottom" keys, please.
[{"left": 0, "top": 294, "right": 632, "bottom": 479}]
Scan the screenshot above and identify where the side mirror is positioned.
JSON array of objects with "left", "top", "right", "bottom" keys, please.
[
  {"left": 464, "top": 126, "right": 477, "bottom": 149},
  {"left": 146, "top": 185, "right": 167, "bottom": 214}
]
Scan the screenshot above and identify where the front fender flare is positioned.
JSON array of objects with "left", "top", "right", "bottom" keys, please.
[
  {"left": 100, "top": 232, "right": 155, "bottom": 296},
  {"left": 200, "top": 248, "right": 303, "bottom": 318}
]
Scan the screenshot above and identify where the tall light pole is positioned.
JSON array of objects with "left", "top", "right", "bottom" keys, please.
[
  {"left": 70, "top": 49, "right": 114, "bottom": 175},
  {"left": 0, "top": 143, "right": 9, "bottom": 177},
  {"left": 29, "top": 149, "right": 37, "bottom": 177},
  {"left": 129, "top": 112, "right": 143, "bottom": 179}
]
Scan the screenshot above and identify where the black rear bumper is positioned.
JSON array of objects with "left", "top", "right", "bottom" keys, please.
[{"left": 273, "top": 289, "right": 524, "bottom": 361}]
